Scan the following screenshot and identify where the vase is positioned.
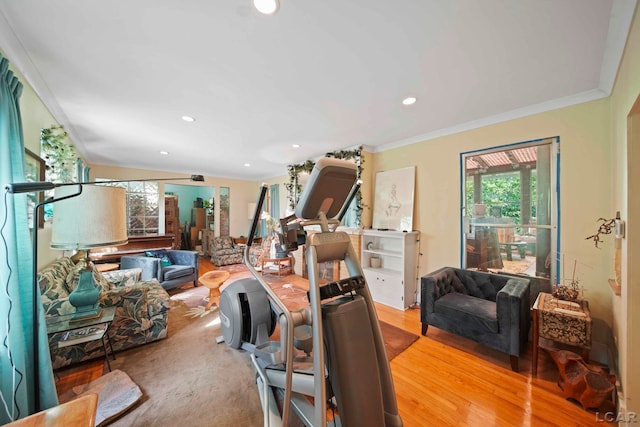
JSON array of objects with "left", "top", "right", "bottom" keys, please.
[{"left": 68, "top": 269, "right": 101, "bottom": 318}]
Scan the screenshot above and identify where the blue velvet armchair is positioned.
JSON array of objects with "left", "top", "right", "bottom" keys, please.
[
  {"left": 420, "top": 267, "right": 530, "bottom": 372},
  {"left": 121, "top": 250, "right": 199, "bottom": 291}
]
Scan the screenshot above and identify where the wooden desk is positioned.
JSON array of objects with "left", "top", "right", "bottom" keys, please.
[{"left": 532, "top": 292, "right": 591, "bottom": 376}]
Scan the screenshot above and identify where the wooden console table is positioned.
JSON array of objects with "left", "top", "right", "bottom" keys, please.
[{"left": 532, "top": 292, "right": 592, "bottom": 376}]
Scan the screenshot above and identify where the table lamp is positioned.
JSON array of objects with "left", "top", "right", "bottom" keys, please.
[{"left": 51, "top": 185, "right": 128, "bottom": 319}]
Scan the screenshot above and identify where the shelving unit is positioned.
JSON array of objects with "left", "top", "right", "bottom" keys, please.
[
  {"left": 361, "top": 229, "right": 419, "bottom": 310},
  {"left": 164, "top": 195, "right": 181, "bottom": 249}
]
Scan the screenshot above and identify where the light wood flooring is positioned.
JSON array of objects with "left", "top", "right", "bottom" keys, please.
[{"left": 55, "top": 257, "right": 615, "bottom": 426}]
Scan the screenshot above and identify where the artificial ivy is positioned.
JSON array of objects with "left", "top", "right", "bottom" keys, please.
[
  {"left": 40, "top": 125, "right": 78, "bottom": 183},
  {"left": 286, "top": 146, "right": 365, "bottom": 226}
]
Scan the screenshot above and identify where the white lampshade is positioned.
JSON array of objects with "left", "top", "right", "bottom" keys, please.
[{"left": 51, "top": 185, "right": 128, "bottom": 250}]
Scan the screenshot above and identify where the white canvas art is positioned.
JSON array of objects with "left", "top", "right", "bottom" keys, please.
[{"left": 372, "top": 166, "right": 415, "bottom": 231}]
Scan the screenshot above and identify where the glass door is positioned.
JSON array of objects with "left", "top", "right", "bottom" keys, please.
[{"left": 461, "top": 137, "right": 559, "bottom": 285}]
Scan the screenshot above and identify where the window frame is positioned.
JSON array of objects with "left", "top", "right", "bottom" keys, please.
[{"left": 459, "top": 136, "right": 560, "bottom": 283}]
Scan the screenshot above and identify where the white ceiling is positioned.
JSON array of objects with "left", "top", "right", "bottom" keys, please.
[{"left": 0, "top": 0, "right": 636, "bottom": 181}]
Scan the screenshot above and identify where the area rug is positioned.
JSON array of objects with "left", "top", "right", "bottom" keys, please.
[
  {"left": 379, "top": 321, "right": 419, "bottom": 361},
  {"left": 107, "top": 300, "right": 263, "bottom": 427},
  {"left": 179, "top": 272, "right": 418, "bottom": 361},
  {"left": 106, "top": 274, "right": 418, "bottom": 426},
  {"left": 58, "top": 369, "right": 142, "bottom": 427}
]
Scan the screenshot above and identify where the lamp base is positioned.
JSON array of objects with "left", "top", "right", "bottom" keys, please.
[
  {"left": 68, "top": 269, "right": 102, "bottom": 320},
  {"left": 70, "top": 307, "right": 103, "bottom": 321}
]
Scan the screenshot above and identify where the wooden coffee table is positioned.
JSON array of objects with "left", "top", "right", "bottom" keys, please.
[{"left": 199, "top": 270, "right": 230, "bottom": 310}]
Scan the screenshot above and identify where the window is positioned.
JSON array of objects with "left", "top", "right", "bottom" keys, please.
[
  {"left": 98, "top": 180, "right": 159, "bottom": 235},
  {"left": 461, "top": 137, "right": 559, "bottom": 286}
]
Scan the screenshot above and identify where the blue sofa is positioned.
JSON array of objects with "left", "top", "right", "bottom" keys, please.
[
  {"left": 121, "top": 249, "right": 199, "bottom": 291},
  {"left": 420, "top": 267, "right": 530, "bottom": 372}
]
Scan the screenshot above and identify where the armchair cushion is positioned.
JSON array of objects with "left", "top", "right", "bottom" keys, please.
[
  {"left": 162, "top": 265, "right": 194, "bottom": 280},
  {"left": 210, "top": 236, "right": 243, "bottom": 266},
  {"left": 101, "top": 268, "right": 142, "bottom": 288},
  {"left": 455, "top": 269, "right": 499, "bottom": 301},
  {"left": 435, "top": 292, "right": 499, "bottom": 334},
  {"left": 213, "top": 236, "right": 235, "bottom": 250}
]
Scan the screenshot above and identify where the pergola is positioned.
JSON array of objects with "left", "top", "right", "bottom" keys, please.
[{"left": 464, "top": 144, "right": 552, "bottom": 278}]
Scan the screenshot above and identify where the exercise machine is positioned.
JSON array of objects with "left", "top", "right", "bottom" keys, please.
[{"left": 219, "top": 158, "right": 402, "bottom": 426}]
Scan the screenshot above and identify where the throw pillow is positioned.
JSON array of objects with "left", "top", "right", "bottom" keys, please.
[
  {"left": 145, "top": 249, "right": 174, "bottom": 267},
  {"left": 65, "top": 263, "right": 111, "bottom": 294}
]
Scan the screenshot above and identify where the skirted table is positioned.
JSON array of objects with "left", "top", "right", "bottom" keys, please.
[{"left": 532, "top": 292, "right": 592, "bottom": 376}]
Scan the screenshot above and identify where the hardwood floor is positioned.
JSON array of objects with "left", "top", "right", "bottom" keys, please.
[{"left": 55, "top": 257, "right": 615, "bottom": 426}]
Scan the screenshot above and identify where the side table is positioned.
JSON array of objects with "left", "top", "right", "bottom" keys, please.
[
  {"left": 532, "top": 292, "right": 592, "bottom": 376},
  {"left": 198, "top": 270, "right": 230, "bottom": 310},
  {"left": 261, "top": 256, "right": 292, "bottom": 276},
  {"left": 46, "top": 306, "right": 116, "bottom": 371}
]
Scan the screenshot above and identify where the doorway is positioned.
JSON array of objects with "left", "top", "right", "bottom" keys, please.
[{"left": 460, "top": 137, "right": 559, "bottom": 286}]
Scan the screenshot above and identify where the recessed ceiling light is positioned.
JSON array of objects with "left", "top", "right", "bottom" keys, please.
[
  {"left": 181, "top": 115, "right": 195, "bottom": 122},
  {"left": 244, "top": 163, "right": 251, "bottom": 167},
  {"left": 159, "top": 151, "right": 169, "bottom": 155},
  {"left": 292, "top": 144, "right": 300, "bottom": 148},
  {"left": 402, "top": 97, "right": 417, "bottom": 106},
  {"left": 253, "top": 0, "right": 279, "bottom": 14}
]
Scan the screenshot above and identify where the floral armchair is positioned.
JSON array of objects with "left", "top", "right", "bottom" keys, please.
[
  {"left": 209, "top": 236, "right": 244, "bottom": 266},
  {"left": 39, "top": 257, "right": 170, "bottom": 369}
]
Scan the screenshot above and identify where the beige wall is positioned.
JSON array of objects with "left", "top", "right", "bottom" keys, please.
[
  {"left": 3, "top": 50, "right": 62, "bottom": 269},
  {"left": 373, "top": 99, "right": 613, "bottom": 320},
  {"left": 609, "top": 2, "right": 640, "bottom": 416}
]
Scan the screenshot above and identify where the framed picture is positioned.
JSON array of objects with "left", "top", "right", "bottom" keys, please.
[
  {"left": 372, "top": 166, "right": 416, "bottom": 231},
  {"left": 24, "top": 148, "right": 45, "bottom": 228}
]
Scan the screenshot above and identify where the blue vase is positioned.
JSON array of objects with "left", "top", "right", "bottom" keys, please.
[{"left": 68, "top": 270, "right": 101, "bottom": 319}]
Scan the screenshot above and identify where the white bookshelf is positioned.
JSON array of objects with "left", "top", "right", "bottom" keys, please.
[{"left": 361, "top": 229, "right": 419, "bottom": 310}]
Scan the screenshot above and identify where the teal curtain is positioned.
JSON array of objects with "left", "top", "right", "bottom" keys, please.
[{"left": 0, "top": 53, "right": 58, "bottom": 423}]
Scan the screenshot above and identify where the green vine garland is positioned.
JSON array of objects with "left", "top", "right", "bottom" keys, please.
[
  {"left": 41, "top": 125, "right": 78, "bottom": 183},
  {"left": 286, "top": 146, "right": 365, "bottom": 226}
]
